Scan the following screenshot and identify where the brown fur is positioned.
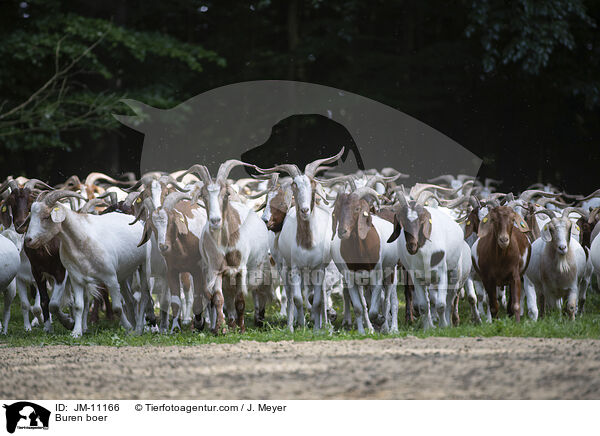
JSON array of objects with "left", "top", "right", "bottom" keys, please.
[
  {"left": 474, "top": 206, "right": 531, "bottom": 321},
  {"left": 267, "top": 188, "right": 289, "bottom": 232},
  {"left": 333, "top": 193, "right": 381, "bottom": 271},
  {"left": 296, "top": 213, "right": 313, "bottom": 249},
  {"left": 225, "top": 250, "right": 242, "bottom": 267}
]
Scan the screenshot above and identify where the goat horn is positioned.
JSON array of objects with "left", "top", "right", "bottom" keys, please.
[
  {"left": 440, "top": 195, "right": 471, "bottom": 209},
  {"left": 304, "top": 147, "right": 345, "bottom": 178},
  {"left": 381, "top": 167, "right": 410, "bottom": 179},
  {"left": 588, "top": 207, "right": 600, "bottom": 223},
  {"left": 0, "top": 178, "right": 19, "bottom": 195},
  {"left": 575, "top": 188, "right": 600, "bottom": 202},
  {"left": 79, "top": 198, "right": 107, "bottom": 214},
  {"left": 24, "top": 178, "right": 54, "bottom": 191},
  {"left": 159, "top": 175, "right": 189, "bottom": 192},
  {"left": 354, "top": 187, "right": 380, "bottom": 208},
  {"left": 178, "top": 164, "right": 212, "bottom": 186},
  {"left": 85, "top": 172, "right": 133, "bottom": 187},
  {"left": 561, "top": 207, "right": 588, "bottom": 220},
  {"left": 534, "top": 209, "right": 557, "bottom": 220},
  {"left": 162, "top": 191, "right": 192, "bottom": 211},
  {"left": 519, "top": 189, "right": 562, "bottom": 202},
  {"left": 217, "top": 159, "right": 254, "bottom": 183},
  {"left": 536, "top": 198, "right": 572, "bottom": 208},
  {"left": 96, "top": 191, "right": 117, "bottom": 205},
  {"left": 255, "top": 163, "right": 302, "bottom": 178},
  {"left": 125, "top": 174, "right": 160, "bottom": 193},
  {"left": 416, "top": 190, "right": 441, "bottom": 206},
  {"left": 427, "top": 175, "right": 455, "bottom": 185},
  {"left": 42, "top": 190, "right": 87, "bottom": 206}
]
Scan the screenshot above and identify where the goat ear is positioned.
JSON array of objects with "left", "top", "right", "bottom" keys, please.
[
  {"left": 137, "top": 221, "right": 152, "bottom": 247},
  {"left": 477, "top": 215, "right": 491, "bottom": 238},
  {"left": 463, "top": 213, "right": 475, "bottom": 239},
  {"left": 387, "top": 212, "right": 402, "bottom": 243},
  {"left": 175, "top": 215, "right": 188, "bottom": 235},
  {"left": 0, "top": 204, "right": 11, "bottom": 228},
  {"left": 541, "top": 223, "right": 552, "bottom": 242},
  {"left": 50, "top": 205, "right": 66, "bottom": 223},
  {"left": 358, "top": 208, "right": 371, "bottom": 240},
  {"left": 421, "top": 212, "right": 432, "bottom": 241},
  {"left": 513, "top": 212, "right": 529, "bottom": 233}
]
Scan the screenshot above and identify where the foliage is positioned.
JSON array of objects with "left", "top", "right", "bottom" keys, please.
[
  {"left": 466, "top": 0, "right": 599, "bottom": 107},
  {"left": 0, "top": 0, "right": 224, "bottom": 151}
]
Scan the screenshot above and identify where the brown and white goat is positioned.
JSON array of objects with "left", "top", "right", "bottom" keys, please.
[
  {"left": 181, "top": 160, "right": 272, "bottom": 333},
  {"left": 137, "top": 191, "right": 208, "bottom": 332}
]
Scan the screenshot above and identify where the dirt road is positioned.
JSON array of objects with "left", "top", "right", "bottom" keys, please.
[{"left": 1, "top": 337, "right": 598, "bottom": 399}]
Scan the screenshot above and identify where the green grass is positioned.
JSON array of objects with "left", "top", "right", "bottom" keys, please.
[{"left": 1, "top": 286, "right": 599, "bottom": 347}]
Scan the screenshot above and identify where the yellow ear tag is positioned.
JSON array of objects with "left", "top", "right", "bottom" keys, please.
[
  {"left": 54, "top": 207, "right": 59, "bottom": 212},
  {"left": 363, "top": 211, "right": 369, "bottom": 217},
  {"left": 424, "top": 202, "right": 429, "bottom": 206},
  {"left": 482, "top": 217, "right": 488, "bottom": 223},
  {"left": 520, "top": 221, "right": 526, "bottom": 228},
  {"left": 576, "top": 225, "right": 580, "bottom": 232},
  {"left": 1, "top": 206, "right": 5, "bottom": 212},
  {"left": 466, "top": 220, "right": 471, "bottom": 226},
  {"left": 180, "top": 217, "right": 185, "bottom": 223},
  {"left": 136, "top": 197, "right": 142, "bottom": 203},
  {"left": 428, "top": 218, "right": 432, "bottom": 224}
]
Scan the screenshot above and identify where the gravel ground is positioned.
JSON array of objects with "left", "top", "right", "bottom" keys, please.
[{"left": 1, "top": 337, "right": 599, "bottom": 399}]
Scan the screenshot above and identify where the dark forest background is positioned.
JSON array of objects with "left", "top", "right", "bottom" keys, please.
[{"left": 0, "top": 0, "right": 598, "bottom": 193}]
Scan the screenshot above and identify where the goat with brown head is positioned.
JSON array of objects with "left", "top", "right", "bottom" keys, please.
[{"left": 473, "top": 205, "right": 531, "bottom": 321}]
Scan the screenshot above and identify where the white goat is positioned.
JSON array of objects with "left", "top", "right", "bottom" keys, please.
[
  {"left": 256, "top": 150, "right": 344, "bottom": 332},
  {"left": 524, "top": 208, "right": 590, "bottom": 319},
  {"left": 387, "top": 192, "right": 470, "bottom": 329},
  {"left": 25, "top": 190, "right": 151, "bottom": 337},
  {"left": 0, "top": 234, "right": 20, "bottom": 334}
]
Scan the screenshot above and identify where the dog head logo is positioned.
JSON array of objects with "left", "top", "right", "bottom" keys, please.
[
  {"left": 114, "top": 80, "right": 481, "bottom": 180},
  {"left": 3, "top": 402, "right": 50, "bottom": 433}
]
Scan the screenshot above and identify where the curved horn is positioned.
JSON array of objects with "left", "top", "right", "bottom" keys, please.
[
  {"left": 162, "top": 191, "right": 192, "bottom": 211},
  {"left": 85, "top": 172, "right": 131, "bottom": 187},
  {"left": 427, "top": 175, "right": 455, "bottom": 185},
  {"left": 416, "top": 190, "right": 441, "bottom": 206},
  {"left": 178, "top": 164, "right": 212, "bottom": 186},
  {"left": 24, "top": 178, "right": 54, "bottom": 191},
  {"left": 354, "top": 187, "right": 381, "bottom": 208},
  {"left": 217, "top": 159, "right": 254, "bottom": 183},
  {"left": 159, "top": 175, "right": 189, "bottom": 192},
  {"left": 129, "top": 197, "right": 153, "bottom": 225},
  {"left": 534, "top": 209, "right": 557, "bottom": 221},
  {"left": 42, "top": 190, "right": 87, "bottom": 206},
  {"left": 589, "top": 207, "right": 600, "bottom": 223},
  {"left": 440, "top": 194, "right": 471, "bottom": 209},
  {"left": 380, "top": 167, "right": 410, "bottom": 179},
  {"left": 409, "top": 183, "right": 460, "bottom": 201},
  {"left": 484, "top": 178, "right": 503, "bottom": 188},
  {"left": 519, "top": 189, "right": 562, "bottom": 203},
  {"left": 304, "top": 147, "right": 345, "bottom": 178},
  {"left": 79, "top": 198, "right": 107, "bottom": 214},
  {"left": 561, "top": 207, "right": 588, "bottom": 220},
  {"left": 576, "top": 188, "right": 600, "bottom": 202},
  {"left": 125, "top": 174, "right": 161, "bottom": 193},
  {"left": 0, "top": 178, "right": 19, "bottom": 195},
  {"left": 536, "top": 197, "right": 572, "bottom": 208},
  {"left": 255, "top": 163, "right": 301, "bottom": 178},
  {"left": 93, "top": 191, "right": 117, "bottom": 205}
]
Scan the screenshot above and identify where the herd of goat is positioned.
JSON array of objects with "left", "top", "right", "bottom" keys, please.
[{"left": 0, "top": 148, "right": 599, "bottom": 338}]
